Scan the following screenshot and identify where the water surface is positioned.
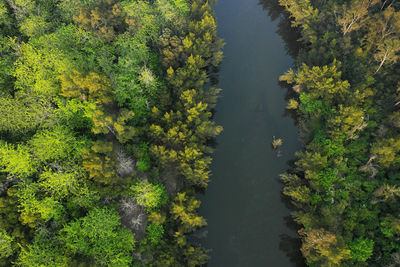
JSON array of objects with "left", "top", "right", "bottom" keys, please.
[{"left": 199, "top": 0, "right": 302, "bottom": 266}]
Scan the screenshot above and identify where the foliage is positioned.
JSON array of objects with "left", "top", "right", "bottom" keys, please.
[
  {"left": 0, "top": 95, "right": 54, "bottom": 137},
  {"left": 0, "top": 142, "right": 37, "bottom": 177},
  {"left": 73, "top": 0, "right": 125, "bottom": 41},
  {"left": 279, "top": 0, "right": 400, "bottom": 265},
  {"left": 17, "top": 236, "right": 71, "bottom": 267},
  {"left": 60, "top": 70, "right": 113, "bottom": 105},
  {"left": 16, "top": 183, "right": 63, "bottom": 228},
  {"left": 60, "top": 207, "right": 135, "bottom": 266},
  {"left": 0, "top": 0, "right": 222, "bottom": 265},
  {"left": 0, "top": 230, "right": 14, "bottom": 260},
  {"left": 349, "top": 237, "right": 374, "bottom": 262},
  {"left": 82, "top": 140, "right": 116, "bottom": 184},
  {"left": 28, "top": 126, "right": 86, "bottom": 163},
  {"left": 146, "top": 224, "right": 164, "bottom": 245},
  {"left": 171, "top": 192, "right": 206, "bottom": 233},
  {"left": 130, "top": 180, "right": 168, "bottom": 210}
]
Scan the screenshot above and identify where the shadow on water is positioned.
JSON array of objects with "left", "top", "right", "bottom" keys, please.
[
  {"left": 258, "top": 0, "right": 302, "bottom": 59},
  {"left": 259, "top": 0, "right": 302, "bottom": 124},
  {"left": 258, "top": 1, "right": 306, "bottom": 266},
  {"left": 280, "top": 194, "right": 307, "bottom": 267},
  {"left": 280, "top": 233, "right": 307, "bottom": 267}
]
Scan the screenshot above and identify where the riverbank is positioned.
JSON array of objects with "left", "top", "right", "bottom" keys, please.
[{"left": 279, "top": 0, "right": 400, "bottom": 265}]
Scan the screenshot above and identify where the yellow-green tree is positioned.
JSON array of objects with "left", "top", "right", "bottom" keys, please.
[
  {"left": 171, "top": 192, "right": 206, "bottom": 233},
  {"left": 60, "top": 70, "right": 113, "bottom": 105},
  {"left": 299, "top": 228, "right": 351, "bottom": 266},
  {"left": 82, "top": 140, "right": 116, "bottom": 184}
]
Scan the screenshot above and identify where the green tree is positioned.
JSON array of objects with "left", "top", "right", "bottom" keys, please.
[
  {"left": 349, "top": 237, "right": 374, "bottom": 262},
  {"left": 59, "top": 207, "right": 135, "bottom": 266},
  {"left": 39, "top": 169, "right": 82, "bottom": 199},
  {"left": 130, "top": 181, "right": 168, "bottom": 210},
  {"left": 28, "top": 126, "right": 86, "bottom": 163},
  {"left": 0, "top": 142, "right": 37, "bottom": 177},
  {"left": 16, "top": 183, "right": 63, "bottom": 228},
  {"left": 17, "top": 236, "right": 71, "bottom": 267},
  {"left": 146, "top": 224, "right": 164, "bottom": 245},
  {"left": 0, "top": 95, "right": 54, "bottom": 136},
  {"left": 0, "top": 229, "right": 14, "bottom": 260}
]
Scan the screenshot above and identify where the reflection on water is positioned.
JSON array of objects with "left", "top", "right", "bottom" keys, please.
[{"left": 198, "top": 0, "right": 305, "bottom": 266}]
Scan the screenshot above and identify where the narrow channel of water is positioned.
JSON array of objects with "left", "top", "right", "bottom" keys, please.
[{"left": 199, "top": 0, "right": 303, "bottom": 266}]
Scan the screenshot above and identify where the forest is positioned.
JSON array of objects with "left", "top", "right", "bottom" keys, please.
[
  {"left": 4, "top": 0, "right": 400, "bottom": 265},
  {"left": 276, "top": 0, "right": 400, "bottom": 266},
  {"left": 0, "top": 0, "right": 223, "bottom": 266}
]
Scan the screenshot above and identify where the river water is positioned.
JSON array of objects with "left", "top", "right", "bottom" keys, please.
[{"left": 198, "top": 0, "right": 303, "bottom": 266}]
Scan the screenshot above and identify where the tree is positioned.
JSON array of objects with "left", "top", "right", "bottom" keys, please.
[
  {"left": 371, "top": 138, "right": 400, "bottom": 167},
  {"left": 150, "top": 90, "right": 222, "bottom": 187},
  {"left": 28, "top": 126, "right": 86, "bottom": 163},
  {"left": 82, "top": 140, "right": 116, "bottom": 184},
  {"left": 283, "top": 184, "right": 312, "bottom": 205},
  {"left": 13, "top": 42, "right": 66, "bottom": 97},
  {"left": 73, "top": 0, "right": 125, "bottom": 41},
  {"left": 59, "top": 207, "right": 135, "bottom": 266},
  {"left": 0, "top": 95, "right": 54, "bottom": 136},
  {"left": 373, "top": 38, "right": 400, "bottom": 73},
  {"left": 90, "top": 108, "right": 114, "bottom": 135},
  {"left": 336, "top": 0, "right": 378, "bottom": 36},
  {"left": 16, "top": 183, "right": 63, "bottom": 228},
  {"left": 156, "top": 0, "right": 189, "bottom": 26},
  {"left": 380, "top": 215, "right": 400, "bottom": 238},
  {"left": 369, "top": 7, "right": 400, "bottom": 42},
  {"left": 54, "top": 98, "right": 95, "bottom": 131},
  {"left": 122, "top": 0, "right": 160, "bottom": 41},
  {"left": 19, "top": 14, "right": 48, "bottom": 37},
  {"left": 114, "top": 109, "right": 136, "bottom": 143},
  {"left": 299, "top": 228, "right": 351, "bottom": 265},
  {"left": 0, "top": 2, "right": 8, "bottom": 26},
  {"left": 372, "top": 184, "right": 400, "bottom": 204},
  {"left": 349, "top": 237, "right": 374, "bottom": 262},
  {"left": 327, "top": 105, "right": 366, "bottom": 140},
  {"left": 278, "top": 0, "right": 318, "bottom": 41},
  {"left": 16, "top": 235, "right": 71, "bottom": 267},
  {"left": 0, "top": 229, "right": 14, "bottom": 260},
  {"left": 281, "top": 63, "right": 351, "bottom": 105},
  {"left": 0, "top": 35, "right": 16, "bottom": 93},
  {"left": 170, "top": 192, "right": 206, "bottom": 233},
  {"left": 4, "top": 0, "right": 35, "bottom": 22},
  {"left": 60, "top": 70, "right": 113, "bottom": 105},
  {"left": 38, "top": 169, "right": 81, "bottom": 200},
  {"left": 0, "top": 142, "right": 37, "bottom": 177},
  {"left": 279, "top": 0, "right": 318, "bottom": 28},
  {"left": 146, "top": 224, "right": 164, "bottom": 245},
  {"left": 130, "top": 181, "right": 168, "bottom": 211}
]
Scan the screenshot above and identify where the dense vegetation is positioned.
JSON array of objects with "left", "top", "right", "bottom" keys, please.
[
  {"left": 274, "top": 0, "right": 400, "bottom": 265},
  {"left": 0, "top": 0, "right": 223, "bottom": 266}
]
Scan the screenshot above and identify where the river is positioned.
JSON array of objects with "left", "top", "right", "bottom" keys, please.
[{"left": 198, "top": 0, "right": 303, "bottom": 266}]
